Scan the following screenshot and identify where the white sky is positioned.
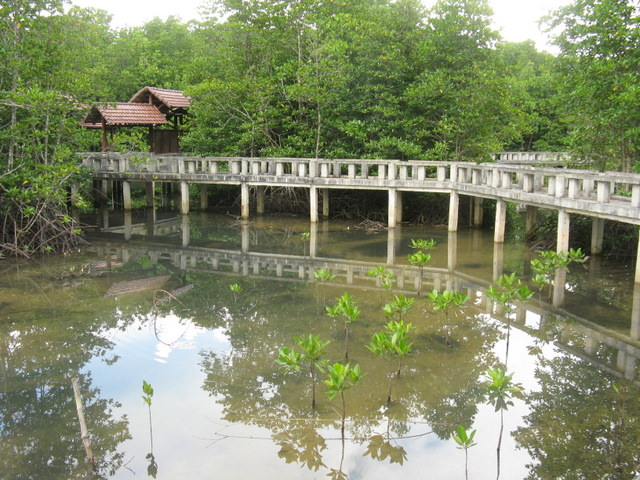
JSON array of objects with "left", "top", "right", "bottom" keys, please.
[{"left": 70, "top": 0, "right": 571, "bottom": 51}]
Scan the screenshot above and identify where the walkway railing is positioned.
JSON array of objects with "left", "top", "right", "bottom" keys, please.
[{"left": 81, "top": 153, "right": 640, "bottom": 226}]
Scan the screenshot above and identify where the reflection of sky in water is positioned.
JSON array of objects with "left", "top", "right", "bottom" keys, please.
[{"left": 82, "top": 309, "right": 551, "bottom": 480}]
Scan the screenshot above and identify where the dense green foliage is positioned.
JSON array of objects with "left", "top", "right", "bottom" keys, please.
[{"left": 1, "top": 0, "right": 639, "bottom": 255}]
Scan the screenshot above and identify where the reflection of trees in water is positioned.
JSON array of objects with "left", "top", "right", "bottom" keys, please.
[
  {"left": 513, "top": 354, "right": 640, "bottom": 479},
  {"left": 0, "top": 266, "right": 142, "bottom": 479},
  {"left": 196, "top": 278, "right": 503, "bottom": 476}
]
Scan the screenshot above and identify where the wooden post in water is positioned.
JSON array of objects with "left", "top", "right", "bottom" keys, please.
[
  {"left": 396, "top": 191, "right": 403, "bottom": 223},
  {"left": 71, "top": 378, "right": 95, "bottom": 468},
  {"left": 471, "top": 197, "right": 483, "bottom": 227},
  {"left": 636, "top": 236, "right": 640, "bottom": 284}
]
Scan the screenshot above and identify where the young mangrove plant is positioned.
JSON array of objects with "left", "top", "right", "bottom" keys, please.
[
  {"left": 427, "top": 289, "right": 468, "bottom": 346},
  {"left": 326, "top": 292, "right": 361, "bottom": 360},
  {"left": 277, "top": 334, "right": 331, "bottom": 409},
  {"left": 142, "top": 380, "right": 157, "bottom": 476},
  {"left": 367, "top": 265, "right": 395, "bottom": 304},
  {"left": 408, "top": 238, "right": 436, "bottom": 295},
  {"left": 530, "top": 248, "right": 586, "bottom": 299},
  {"left": 452, "top": 425, "right": 477, "bottom": 480},
  {"left": 313, "top": 268, "right": 336, "bottom": 306},
  {"left": 382, "top": 294, "right": 415, "bottom": 323},
  {"left": 324, "top": 363, "right": 365, "bottom": 436},
  {"left": 366, "top": 320, "right": 414, "bottom": 404},
  {"left": 484, "top": 368, "right": 524, "bottom": 480},
  {"left": 486, "top": 273, "right": 534, "bottom": 364},
  {"left": 229, "top": 283, "right": 242, "bottom": 302},
  {"left": 300, "top": 231, "right": 311, "bottom": 257}
]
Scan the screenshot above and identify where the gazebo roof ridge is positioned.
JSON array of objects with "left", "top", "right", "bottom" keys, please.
[{"left": 129, "top": 86, "right": 191, "bottom": 109}]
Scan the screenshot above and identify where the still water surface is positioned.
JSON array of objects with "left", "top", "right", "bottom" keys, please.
[{"left": 1, "top": 212, "right": 639, "bottom": 479}]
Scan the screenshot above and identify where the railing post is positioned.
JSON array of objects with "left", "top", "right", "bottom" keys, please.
[
  {"left": 568, "top": 178, "right": 580, "bottom": 199},
  {"left": 597, "top": 180, "right": 611, "bottom": 203},
  {"left": 555, "top": 176, "right": 566, "bottom": 198},
  {"left": 632, "top": 184, "right": 640, "bottom": 207}
]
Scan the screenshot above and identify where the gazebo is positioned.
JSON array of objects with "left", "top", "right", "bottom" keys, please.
[{"left": 81, "top": 87, "right": 190, "bottom": 153}]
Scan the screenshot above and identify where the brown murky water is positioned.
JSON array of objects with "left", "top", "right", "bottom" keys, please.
[{"left": 1, "top": 211, "right": 639, "bottom": 479}]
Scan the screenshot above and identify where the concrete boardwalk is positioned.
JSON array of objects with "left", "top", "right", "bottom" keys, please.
[{"left": 81, "top": 153, "right": 640, "bottom": 282}]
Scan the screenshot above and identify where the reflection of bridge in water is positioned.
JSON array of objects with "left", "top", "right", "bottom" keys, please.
[{"left": 88, "top": 213, "right": 640, "bottom": 385}]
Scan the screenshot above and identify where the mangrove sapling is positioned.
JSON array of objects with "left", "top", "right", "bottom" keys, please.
[
  {"left": 326, "top": 293, "right": 361, "bottom": 360},
  {"left": 452, "top": 425, "right": 477, "bottom": 480},
  {"left": 427, "top": 289, "right": 468, "bottom": 346},
  {"left": 408, "top": 250, "right": 431, "bottom": 295},
  {"left": 409, "top": 238, "right": 437, "bottom": 252},
  {"left": 382, "top": 294, "right": 415, "bottom": 323},
  {"left": 277, "top": 334, "right": 331, "bottom": 409},
  {"left": 486, "top": 273, "right": 533, "bottom": 364},
  {"left": 366, "top": 320, "right": 414, "bottom": 404},
  {"left": 530, "top": 249, "right": 586, "bottom": 300},
  {"left": 300, "top": 231, "right": 310, "bottom": 257},
  {"left": 229, "top": 283, "right": 242, "bottom": 302},
  {"left": 484, "top": 368, "right": 524, "bottom": 480},
  {"left": 142, "top": 380, "right": 157, "bottom": 477},
  {"left": 313, "top": 268, "right": 336, "bottom": 306},
  {"left": 408, "top": 238, "right": 436, "bottom": 295},
  {"left": 367, "top": 265, "right": 395, "bottom": 304},
  {"left": 324, "top": 363, "right": 365, "bottom": 436}
]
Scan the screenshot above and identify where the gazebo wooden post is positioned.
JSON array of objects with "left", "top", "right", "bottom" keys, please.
[{"left": 101, "top": 119, "right": 107, "bottom": 152}]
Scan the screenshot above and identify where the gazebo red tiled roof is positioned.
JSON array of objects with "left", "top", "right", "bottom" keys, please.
[
  {"left": 81, "top": 103, "right": 169, "bottom": 127},
  {"left": 129, "top": 86, "right": 191, "bottom": 109}
]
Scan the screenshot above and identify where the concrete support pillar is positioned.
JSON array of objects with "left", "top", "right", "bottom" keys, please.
[
  {"left": 124, "top": 211, "right": 132, "bottom": 240},
  {"left": 557, "top": 210, "right": 570, "bottom": 253},
  {"left": 146, "top": 182, "right": 155, "bottom": 208},
  {"left": 321, "top": 189, "right": 330, "bottom": 218},
  {"left": 448, "top": 232, "right": 458, "bottom": 270},
  {"left": 241, "top": 183, "right": 250, "bottom": 220},
  {"left": 471, "top": 197, "right": 483, "bottom": 227},
  {"left": 310, "top": 186, "right": 319, "bottom": 223},
  {"left": 256, "top": 186, "right": 265, "bottom": 215},
  {"left": 100, "top": 180, "right": 109, "bottom": 206},
  {"left": 591, "top": 218, "right": 605, "bottom": 255},
  {"left": 552, "top": 268, "right": 567, "bottom": 308},
  {"left": 199, "top": 184, "right": 208, "bottom": 210},
  {"left": 310, "top": 223, "right": 318, "bottom": 258},
  {"left": 636, "top": 235, "right": 640, "bottom": 284},
  {"left": 386, "top": 227, "right": 397, "bottom": 265},
  {"left": 631, "top": 283, "right": 640, "bottom": 340},
  {"left": 494, "top": 199, "right": 506, "bottom": 243},
  {"left": 493, "top": 242, "right": 504, "bottom": 280},
  {"left": 448, "top": 192, "right": 459, "bottom": 232},
  {"left": 180, "top": 181, "right": 189, "bottom": 215},
  {"left": 241, "top": 222, "right": 250, "bottom": 253},
  {"left": 145, "top": 208, "right": 157, "bottom": 236},
  {"left": 525, "top": 206, "right": 538, "bottom": 237},
  {"left": 122, "top": 181, "right": 132, "bottom": 211},
  {"left": 181, "top": 215, "right": 190, "bottom": 247},
  {"left": 388, "top": 189, "right": 398, "bottom": 228}
]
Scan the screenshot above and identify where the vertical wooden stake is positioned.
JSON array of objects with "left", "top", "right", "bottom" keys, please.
[{"left": 71, "top": 378, "right": 95, "bottom": 467}]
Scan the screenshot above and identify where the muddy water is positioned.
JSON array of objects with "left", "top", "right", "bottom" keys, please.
[{"left": 1, "top": 212, "right": 639, "bottom": 479}]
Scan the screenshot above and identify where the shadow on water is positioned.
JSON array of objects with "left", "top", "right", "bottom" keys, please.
[{"left": 1, "top": 210, "right": 639, "bottom": 479}]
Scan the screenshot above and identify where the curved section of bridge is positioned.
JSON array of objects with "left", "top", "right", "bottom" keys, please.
[{"left": 80, "top": 153, "right": 640, "bottom": 282}]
